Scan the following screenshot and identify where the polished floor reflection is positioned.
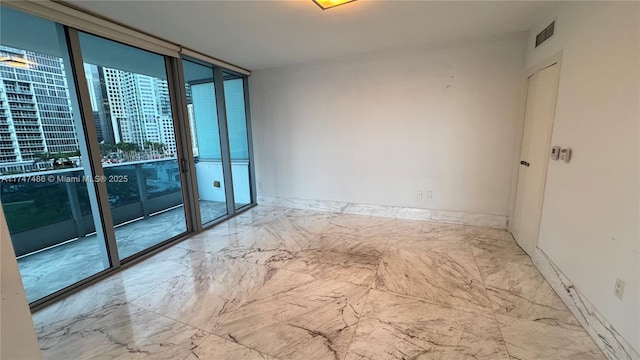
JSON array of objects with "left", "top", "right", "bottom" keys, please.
[
  {"left": 18, "top": 200, "right": 226, "bottom": 303},
  {"left": 33, "top": 206, "right": 605, "bottom": 359}
]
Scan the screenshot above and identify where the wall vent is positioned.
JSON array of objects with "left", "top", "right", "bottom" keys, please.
[{"left": 535, "top": 21, "right": 555, "bottom": 48}]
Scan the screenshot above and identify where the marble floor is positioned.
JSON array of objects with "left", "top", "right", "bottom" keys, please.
[
  {"left": 32, "top": 206, "right": 605, "bottom": 360},
  {"left": 18, "top": 200, "right": 227, "bottom": 303}
]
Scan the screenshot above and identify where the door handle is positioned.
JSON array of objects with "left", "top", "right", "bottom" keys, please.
[
  {"left": 180, "top": 158, "right": 188, "bottom": 173},
  {"left": 520, "top": 161, "right": 530, "bottom": 167}
]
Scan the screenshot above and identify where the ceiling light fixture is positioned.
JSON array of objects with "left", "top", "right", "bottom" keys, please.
[{"left": 312, "top": 0, "right": 357, "bottom": 10}]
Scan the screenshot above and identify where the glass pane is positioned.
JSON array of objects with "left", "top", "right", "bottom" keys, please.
[
  {"left": 182, "top": 60, "right": 227, "bottom": 224},
  {"left": 223, "top": 73, "right": 251, "bottom": 209},
  {"left": 0, "top": 7, "right": 109, "bottom": 302},
  {"left": 78, "top": 32, "right": 187, "bottom": 259}
]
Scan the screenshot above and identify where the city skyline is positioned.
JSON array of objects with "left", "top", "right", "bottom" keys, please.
[
  {"left": 0, "top": 45, "right": 182, "bottom": 173},
  {"left": 0, "top": 45, "right": 78, "bottom": 172}
]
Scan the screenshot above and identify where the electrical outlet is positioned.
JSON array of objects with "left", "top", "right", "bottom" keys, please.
[
  {"left": 426, "top": 191, "right": 433, "bottom": 200},
  {"left": 614, "top": 278, "right": 625, "bottom": 300},
  {"left": 416, "top": 191, "right": 422, "bottom": 199}
]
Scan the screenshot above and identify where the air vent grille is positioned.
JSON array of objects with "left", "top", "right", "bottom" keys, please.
[{"left": 535, "top": 21, "right": 555, "bottom": 48}]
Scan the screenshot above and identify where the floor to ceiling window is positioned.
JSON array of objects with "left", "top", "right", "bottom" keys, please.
[
  {"left": 77, "top": 32, "right": 188, "bottom": 259},
  {"left": 0, "top": 4, "right": 256, "bottom": 307},
  {"left": 0, "top": 7, "right": 111, "bottom": 303},
  {"left": 223, "top": 72, "right": 252, "bottom": 209},
  {"left": 182, "top": 59, "right": 228, "bottom": 225}
]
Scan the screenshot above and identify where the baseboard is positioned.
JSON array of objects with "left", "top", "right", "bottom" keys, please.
[
  {"left": 532, "top": 249, "right": 640, "bottom": 360},
  {"left": 257, "top": 196, "right": 507, "bottom": 229}
]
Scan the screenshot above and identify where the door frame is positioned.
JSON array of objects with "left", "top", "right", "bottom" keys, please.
[{"left": 508, "top": 52, "right": 563, "bottom": 244}]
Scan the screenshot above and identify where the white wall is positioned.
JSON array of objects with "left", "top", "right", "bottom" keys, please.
[
  {"left": 526, "top": 2, "right": 639, "bottom": 353},
  {"left": 0, "top": 204, "right": 42, "bottom": 360},
  {"left": 251, "top": 33, "right": 527, "bottom": 217}
]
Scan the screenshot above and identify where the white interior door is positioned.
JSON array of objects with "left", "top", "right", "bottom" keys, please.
[{"left": 511, "top": 63, "right": 560, "bottom": 256}]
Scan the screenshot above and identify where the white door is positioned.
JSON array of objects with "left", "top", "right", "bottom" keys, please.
[{"left": 511, "top": 63, "right": 560, "bottom": 256}]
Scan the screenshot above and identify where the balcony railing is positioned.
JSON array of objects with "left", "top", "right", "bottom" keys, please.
[
  {"left": 8, "top": 105, "right": 36, "bottom": 111},
  {"left": 5, "top": 88, "right": 32, "bottom": 95},
  {"left": 15, "top": 136, "right": 42, "bottom": 141},
  {"left": 0, "top": 158, "right": 183, "bottom": 257}
]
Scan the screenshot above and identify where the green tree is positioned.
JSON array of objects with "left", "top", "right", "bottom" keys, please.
[
  {"left": 53, "top": 152, "right": 64, "bottom": 161},
  {"left": 34, "top": 152, "right": 53, "bottom": 162},
  {"left": 65, "top": 150, "right": 81, "bottom": 158},
  {"left": 100, "top": 143, "right": 116, "bottom": 156},
  {"left": 33, "top": 152, "right": 54, "bottom": 170},
  {"left": 116, "top": 142, "right": 140, "bottom": 161},
  {"left": 143, "top": 141, "right": 166, "bottom": 159}
]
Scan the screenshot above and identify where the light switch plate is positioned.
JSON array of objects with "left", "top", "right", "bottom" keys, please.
[{"left": 560, "top": 148, "right": 572, "bottom": 163}]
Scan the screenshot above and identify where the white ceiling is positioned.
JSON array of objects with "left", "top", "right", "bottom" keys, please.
[{"left": 65, "top": 0, "right": 555, "bottom": 71}]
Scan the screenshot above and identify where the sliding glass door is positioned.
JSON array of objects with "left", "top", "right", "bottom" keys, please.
[
  {"left": 0, "top": 5, "right": 256, "bottom": 307},
  {"left": 182, "top": 60, "right": 228, "bottom": 225},
  {"left": 77, "top": 32, "right": 188, "bottom": 260},
  {"left": 223, "top": 72, "right": 252, "bottom": 210},
  {"left": 0, "top": 8, "right": 111, "bottom": 302}
]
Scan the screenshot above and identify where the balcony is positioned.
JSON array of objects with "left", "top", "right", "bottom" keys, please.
[
  {"left": 5, "top": 88, "right": 32, "bottom": 95},
  {"left": 13, "top": 128, "right": 41, "bottom": 134},
  {"left": 1, "top": 158, "right": 228, "bottom": 302},
  {"left": 11, "top": 111, "right": 38, "bottom": 118},
  {"left": 8, "top": 104, "right": 37, "bottom": 111},
  {"left": 15, "top": 136, "right": 42, "bottom": 141},
  {"left": 5, "top": 97, "right": 34, "bottom": 104}
]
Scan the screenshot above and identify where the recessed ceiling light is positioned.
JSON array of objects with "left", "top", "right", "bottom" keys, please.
[{"left": 313, "top": 0, "right": 357, "bottom": 10}]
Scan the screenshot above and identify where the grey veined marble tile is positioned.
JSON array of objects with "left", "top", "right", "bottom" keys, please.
[
  {"left": 229, "top": 207, "right": 335, "bottom": 244},
  {"left": 468, "top": 238, "right": 530, "bottom": 266},
  {"left": 229, "top": 205, "right": 292, "bottom": 227},
  {"left": 464, "top": 225, "right": 514, "bottom": 242},
  {"left": 323, "top": 214, "right": 396, "bottom": 237},
  {"left": 306, "top": 232, "right": 390, "bottom": 256},
  {"left": 185, "top": 334, "right": 278, "bottom": 360},
  {"left": 35, "top": 297, "right": 207, "bottom": 360},
  {"left": 279, "top": 232, "right": 389, "bottom": 286},
  {"left": 128, "top": 251, "right": 273, "bottom": 332},
  {"left": 392, "top": 219, "right": 466, "bottom": 239},
  {"left": 280, "top": 248, "right": 380, "bottom": 286},
  {"left": 177, "top": 225, "right": 302, "bottom": 266},
  {"left": 214, "top": 269, "right": 369, "bottom": 360},
  {"left": 388, "top": 234, "right": 470, "bottom": 256},
  {"left": 89, "top": 246, "right": 212, "bottom": 301},
  {"left": 345, "top": 290, "right": 510, "bottom": 360},
  {"left": 30, "top": 205, "right": 606, "bottom": 360},
  {"left": 475, "top": 258, "right": 569, "bottom": 317},
  {"left": 374, "top": 246, "right": 493, "bottom": 316},
  {"left": 470, "top": 239, "right": 579, "bottom": 326},
  {"left": 497, "top": 314, "right": 605, "bottom": 360}
]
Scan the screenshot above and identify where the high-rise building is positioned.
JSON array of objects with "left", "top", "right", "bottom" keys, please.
[
  {"left": 99, "top": 67, "right": 176, "bottom": 155},
  {"left": 0, "top": 45, "right": 178, "bottom": 173},
  {"left": 0, "top": 45, "right": 79, "bottom": 167},
  {"left": 186, "top": 104, "right": 199, "bottom": 158},
  {"left": 84, "top": 64, "right": 115, "bottom": 145}
]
